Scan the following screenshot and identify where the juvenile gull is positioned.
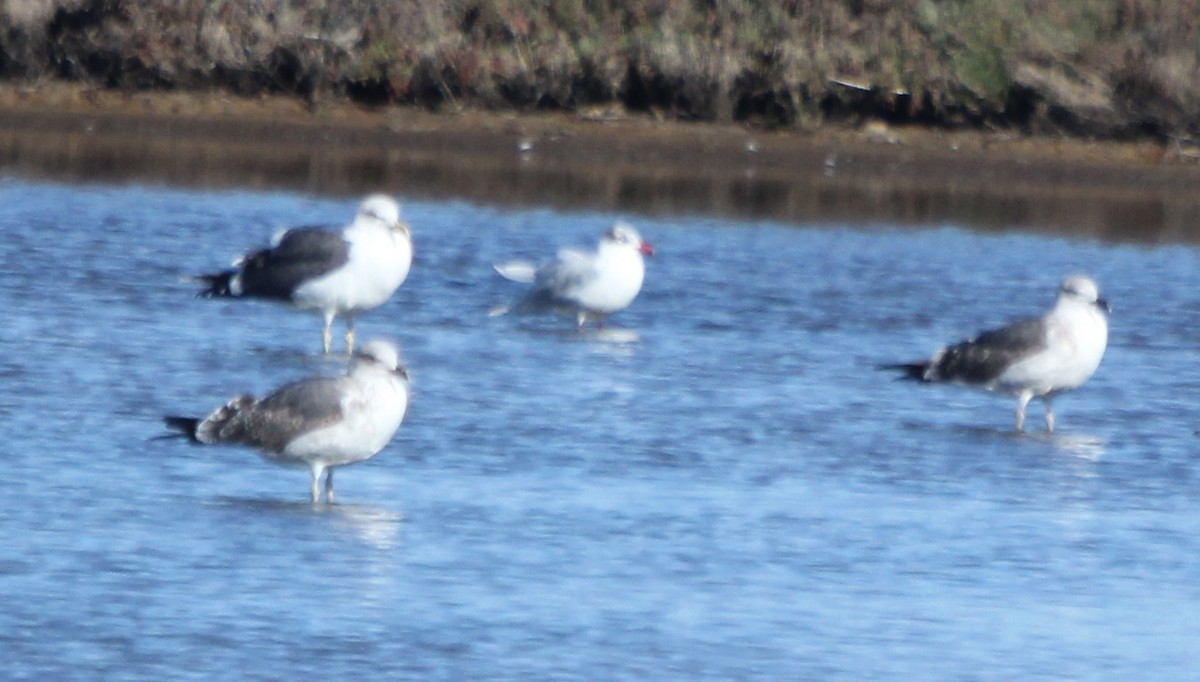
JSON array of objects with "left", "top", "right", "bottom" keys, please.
[
  {"left": 163, "top": 339, "right": 410, "bottom": 503},
  {"left": 492, "top": 222, "right": 654, "bottom": 328},
  {"left": 882, "top": 275, "right": 1109, "bottom": 432},
  {"left": 198, "top": 194, "right": 413, "bottom": 354}
]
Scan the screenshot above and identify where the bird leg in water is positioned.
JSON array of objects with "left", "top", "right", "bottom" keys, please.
[
  {"left": 344, "top": 319, "right": 357, "bottom": 356},
  {"left": 1044, "top": 398, "right": 1056, "bottom": 433},
  {"left": 1015, "top": 391, "right": 1034, "bottom": 432},
  {"left": 309, "top": 466, "right": 323, "bottom": 504},
  {"left": 322, "top": 311, "right": 336, "bottom": 355},
  {"left": 324, "top": 468, "right": 335, "bottom": 504}
]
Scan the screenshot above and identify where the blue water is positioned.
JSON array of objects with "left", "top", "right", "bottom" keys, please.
[{"left": 2, "top": 177, "right": 1199, "bottom": 680}]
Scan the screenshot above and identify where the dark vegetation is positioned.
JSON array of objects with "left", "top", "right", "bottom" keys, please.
[{"left": 1, "top": 0, "right": 1198, "bottom": 139}]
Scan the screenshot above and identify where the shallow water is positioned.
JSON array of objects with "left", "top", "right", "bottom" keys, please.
[{"left": 2, "top": 178, "right": 1199, "bottom": 680}]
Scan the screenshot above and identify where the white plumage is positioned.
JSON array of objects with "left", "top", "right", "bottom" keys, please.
[
  {"left": 492, "top": 222, "right": 655, "bottom": 328},
  {"left": 200, "top": 194, "right": 413, "bottom": 354}
]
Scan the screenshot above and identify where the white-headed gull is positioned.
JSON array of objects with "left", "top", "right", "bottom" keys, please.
[
  {"left": 883, "top": 275, "right": 1109, "bottom": 432},
  {"left": 198, "top": 194, "right": 413, "bottom": 354},
  {"left": 164, "top": 339, "right": 410, "bottom": 503},
  {"left": 492, "top": 222, "right": 654, "bottom": 328}
]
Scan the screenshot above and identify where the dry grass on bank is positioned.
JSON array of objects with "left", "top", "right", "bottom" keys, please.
[{"left": 1, "top": 0, "right": 1198, "bottom": 139}]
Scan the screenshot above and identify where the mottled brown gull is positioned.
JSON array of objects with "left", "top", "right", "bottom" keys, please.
[{"left": 164, "top": 339, "right": 410, "bottom": 503}]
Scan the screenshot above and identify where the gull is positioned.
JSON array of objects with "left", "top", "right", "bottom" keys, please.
[
  {"left": 197, "top": 194, "right": 413, "bottom": 354},
  {"left": 163, "top": 339, "right": 410, "bottom": 503},
  {"left": 881, "top": 275, "right": 1109, "bottom": 432},
  {"left": 492, "top": 222, "right": 655, "bottom": 328}
]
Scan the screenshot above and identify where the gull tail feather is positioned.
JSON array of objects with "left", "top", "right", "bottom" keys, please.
[
  {"left": 194, "top": 270, "right": 237, "bottom": 298},
  {"left": 162, "top": 416, "right": 203, "bottom": 443}
]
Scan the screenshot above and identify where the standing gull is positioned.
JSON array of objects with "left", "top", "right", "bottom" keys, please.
[
  {"left": 163, "top": 339, "right": 410, "bottom": 503},
  {"left": 492, "top": 222, "right": 655, "bottom": 328},
  {"left": 881, "top": 275, "right": 1109, "bottom": 432},
  {"left": 198, "top": 194, "right": 413, "bottom": 354}
]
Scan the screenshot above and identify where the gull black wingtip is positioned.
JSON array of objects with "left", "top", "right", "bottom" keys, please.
[{"left": 877, "top": 362, "right": 930, "bottom": 382}]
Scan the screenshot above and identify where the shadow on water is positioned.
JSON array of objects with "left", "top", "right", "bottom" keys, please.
[
  {"left": 536, "top": 326, "right": 642, "bottom": 345},
  {"left": 495, "top": 315, "right": 643, "bottom": 344},
  {"left": 3, "top": 111, "right": 1200, "bottom": 243}
]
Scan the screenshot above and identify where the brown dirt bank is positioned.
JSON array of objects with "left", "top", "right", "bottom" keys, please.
[{"left": 3, "top": 83, "right": 1200, "bottom": 242}]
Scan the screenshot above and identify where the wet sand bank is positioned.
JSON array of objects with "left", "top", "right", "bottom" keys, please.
[{"left": 2, "top": 84, "right": 1199, "bottom": 242}]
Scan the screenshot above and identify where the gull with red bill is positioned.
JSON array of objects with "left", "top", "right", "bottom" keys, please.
[{"left": 492, "top": 221, "right": 655, "bottom": 329}]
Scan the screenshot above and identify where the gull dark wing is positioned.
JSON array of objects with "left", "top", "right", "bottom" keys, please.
[
  {"left": 179, "top": 377, "right": 348, "bottom": 452},
  {"left": 235, "top": 228, "right": 351, "bottom": 300},
  {"left": 235, "top": 377, "right": 348, "bottom": 450},
  {"left": 926, "top": 317, "right": 1048, "bottom": 384},
  {"left": 198, "top": 227, "right": 350, "bottom": 300},
  {"left": 882, "top": 316, "right": 1049, "bottom": 384}
]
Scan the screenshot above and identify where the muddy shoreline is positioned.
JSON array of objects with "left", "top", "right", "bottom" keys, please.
[{"left": 3, "top": 84, "right": 1200, "bottom": 242}]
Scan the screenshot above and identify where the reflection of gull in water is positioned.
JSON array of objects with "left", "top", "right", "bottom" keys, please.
[
  {"left": 589, "top": 328, "right": 642, "bottom": 345},
  {"left": 1038, "top": 432, "right": 1108, "bottom": 461},
  {"left": 322, "top": 504, "right": 406, "bottom": 600},
  {"left": 196, "top": 195, "right": 413, "bottom": 354},
  {"left": 882, "top": 276, "right": 1110, "bottom": 432},
  {"left": 163, "top": 339, "right": 410, "bottom": 504},
  {"left": 213, "top": 498, "right": 405, "bottom": 551},
  {"left": 318, "top": 504, "right": 405, "bottom": 551}
]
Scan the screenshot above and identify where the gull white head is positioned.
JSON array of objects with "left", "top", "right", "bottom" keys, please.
[
  {"left": 357, "top": 194, "right": 409, "bottom": 236},
  {"left": 354, "top": 338, "right": 407, "bottom": 377},
  {"left": 602, "top": 221, "right": 655, "bottom": 256},
  {"left": 1060, "top": 275, "right": 1109, "bottom": 313}
]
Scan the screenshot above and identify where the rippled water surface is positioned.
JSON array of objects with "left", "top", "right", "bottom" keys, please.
[{"left": 2, "top": 178, "right": 1199, "bottom": 680}]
